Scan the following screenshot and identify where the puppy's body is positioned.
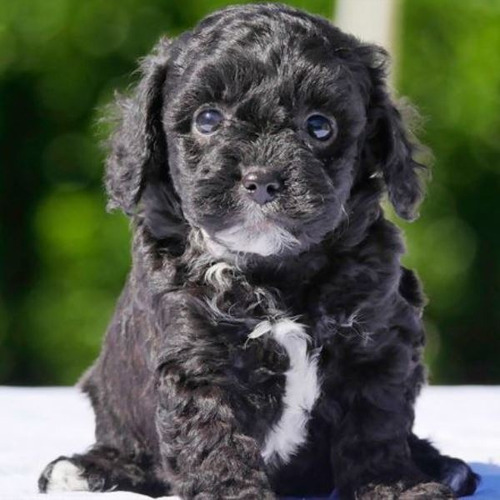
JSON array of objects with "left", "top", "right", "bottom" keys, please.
[{"left": 39, "top": 4, "right": 479, "bottom": 499}]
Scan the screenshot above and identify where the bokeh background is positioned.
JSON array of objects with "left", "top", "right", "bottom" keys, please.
[{"left": 0, "top": 0, "right": 499, "bottom": 385}]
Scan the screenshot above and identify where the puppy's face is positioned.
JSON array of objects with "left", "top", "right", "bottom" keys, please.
[
  {"left": 106, "top": 5, "right": 424, "bottom": 258},
  {"left": 165, "top": 33, "right": 366, "bottom": 257}
]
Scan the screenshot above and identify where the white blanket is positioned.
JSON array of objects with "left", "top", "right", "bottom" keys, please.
[{"left": 1, "top": 386, "right": 499, "bottom": 500}]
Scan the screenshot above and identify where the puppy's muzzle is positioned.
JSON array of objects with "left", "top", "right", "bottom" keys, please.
[{"left": 242, "top": 168, "right": 283, "bottom": 205}]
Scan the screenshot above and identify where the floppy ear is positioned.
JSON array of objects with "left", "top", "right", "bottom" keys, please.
[
  {"left": 360, "top": 46, "right": 427, "bottom": 221},
  {"left": 105, "top": 37, "right": 184, "bottom": 238}
]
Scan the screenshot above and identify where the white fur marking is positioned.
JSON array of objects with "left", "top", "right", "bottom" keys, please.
[
  {"left": 250, "top": 318, "right": 320, "bottom": 464},
  {"left": 213, "top": 215, "right": 300, "bottom": 257},
  {"left": 46, "top": 460, "right": 90, "bottom": 492},
  {"left": 204, "top": 262, "right": 234, "bottom": 290}
]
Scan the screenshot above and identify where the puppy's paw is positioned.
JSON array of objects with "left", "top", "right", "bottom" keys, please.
[
  {"left": 399, "top": 482, "right": 455, "bottom": 499},
  {"left": 439, "top": 457, "right": 480, "bottom": 496},
  {"left": 356, "top": 481, "right": 455, "bottom": 499},
  {"left": 355, "top": 482, "right": 404, "bottom": 500},
  {"left": 191, "top": 489, "right": 276, "bottom": 500},
  {"left": 39, "top": 457, "right": 90, "bottom": 493}
]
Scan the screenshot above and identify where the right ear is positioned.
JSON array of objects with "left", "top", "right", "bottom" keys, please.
[
  {"left": 352, "top": 43, "right": 428, "bottom": 221},
  {"left": 105, "top": 37, "right": 184, "bottom": 237}
]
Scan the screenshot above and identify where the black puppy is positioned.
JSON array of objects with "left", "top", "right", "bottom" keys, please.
[{"left": 39, "top": 4, "right": 479, "bottom": 499}]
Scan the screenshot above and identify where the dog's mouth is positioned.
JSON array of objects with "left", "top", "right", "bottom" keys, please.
[
  {"left": 216, "top": 221, "right": 299, "bottom": 257},
  {"left": 192, "top": 178, "right": 342, "bottom": 258},
  {"left": 200, "top": 211, "right": 301, "bottom": 258}
]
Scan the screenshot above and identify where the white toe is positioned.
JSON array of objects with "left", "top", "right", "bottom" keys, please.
[{"left": 46, "top": 459, "right": 90, "bottom": 492}]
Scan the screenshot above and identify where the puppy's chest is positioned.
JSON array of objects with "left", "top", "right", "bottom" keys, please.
[{"left": 202, "top": 263, "right": 328, "bottom": 464}]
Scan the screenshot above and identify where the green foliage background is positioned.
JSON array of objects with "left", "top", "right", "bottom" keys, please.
[{"left": 0, "top": 0, "right": 499, "bottom": 385}]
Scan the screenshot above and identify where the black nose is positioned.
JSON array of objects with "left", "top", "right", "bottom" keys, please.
[{"left": 242, "top": 169, "right": 283, "bottom": 205}]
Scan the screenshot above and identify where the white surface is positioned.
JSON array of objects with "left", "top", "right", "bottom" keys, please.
[
  {"left": 0, "top": 386, "right": 499, "bottom": 499},
  {"left": 414, "top": 386, "right": 500, "bottom": 464}
]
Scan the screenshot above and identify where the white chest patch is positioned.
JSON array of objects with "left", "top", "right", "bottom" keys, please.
[{"left": 249, "top": 318, "right": 321, "bottom": 465}]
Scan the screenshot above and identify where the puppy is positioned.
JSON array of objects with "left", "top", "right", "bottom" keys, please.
[{"left": 39, "top": 4, "right": 479, "bottom": 499}]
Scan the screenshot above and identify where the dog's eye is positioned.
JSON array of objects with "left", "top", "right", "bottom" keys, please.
[
  {"left": 194, "top": 109, "right": 224, "bottom": 135},
  {"left": 305, "top": 114, "right": 336, "bottom": 141}
]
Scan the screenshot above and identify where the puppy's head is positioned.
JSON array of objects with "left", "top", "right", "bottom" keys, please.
[{"left": 106, "top": 4, "right": 425, "bottom": 258}]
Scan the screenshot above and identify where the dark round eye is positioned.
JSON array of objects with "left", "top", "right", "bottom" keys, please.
[
  {"left": 194, "top": 108, "right": 224, "bottom": 135},
  {"left": 305, "top": 114, "right": 336, "bottom": 141}
]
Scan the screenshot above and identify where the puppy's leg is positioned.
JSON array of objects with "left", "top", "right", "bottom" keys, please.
[
  {"left": 409, "top": 434, "right": 480, "bottom": 497},
  {"left": 330, "top": 384, "right": 455, "bottom": 500},
  {"left": 156, "top": 364, "right": 276, "bottom": 499},
  {"left": 38, "top": 445, "right": 171, "bottom": 497}
]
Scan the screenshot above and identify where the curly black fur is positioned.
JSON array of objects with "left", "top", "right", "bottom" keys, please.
[{"left": 39, "top": 4, "right": 479, "bottom": 499}]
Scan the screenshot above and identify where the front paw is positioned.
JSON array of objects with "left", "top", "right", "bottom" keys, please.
[
  {"left": 193, "top": 489, "right": 276, "bottom": 500},
  {"left": 356, "top": 481, "right": 455, "bottom": 499},
  {"left": 39, "top": 457, "right": 92, "bottom": 493}
]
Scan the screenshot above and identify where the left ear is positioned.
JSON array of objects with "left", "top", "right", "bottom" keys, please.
[{"left": 360, "top": 45, "right": 427, "bottom": 221}]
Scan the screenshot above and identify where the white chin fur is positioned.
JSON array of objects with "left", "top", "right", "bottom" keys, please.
[{"left": 207, "top": 218, "right": 299, "bottom": 257}]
